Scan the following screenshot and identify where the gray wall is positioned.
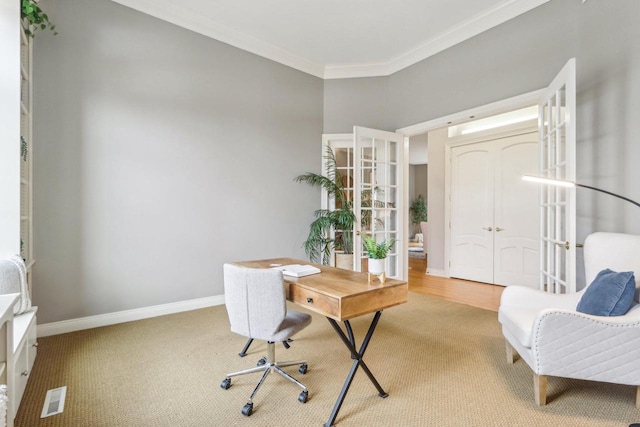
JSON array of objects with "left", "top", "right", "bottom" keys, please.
[
  {"left": 323, "top": 77, "right": 391, "bottom": 133},
  {"left": 33, "top": 0, "right": 323, "bottom": 323},
  {"left": 31, "top": 0, "right": 640, "bottom": 323},
  {"left": 324, "top": 0, "right": 640, "bottom": 282}
]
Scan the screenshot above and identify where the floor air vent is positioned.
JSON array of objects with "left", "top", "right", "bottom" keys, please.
[{"left": 41, "top": 386, "right": 67, "bottom": 418}]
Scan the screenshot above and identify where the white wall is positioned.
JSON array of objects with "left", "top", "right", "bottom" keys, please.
[
  {"left": 0, "top": 0, "right": 21, "bottom": 258},
  {"left": 426, "top": 128, "right": 446, "bottom": 275}
]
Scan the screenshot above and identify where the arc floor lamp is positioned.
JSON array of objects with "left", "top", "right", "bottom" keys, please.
[{"left": 522, "top": 175, "right": 640, "bottom": 209}]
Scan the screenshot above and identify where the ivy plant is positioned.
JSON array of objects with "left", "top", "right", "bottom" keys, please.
[{"left": 21, "top": 0, "right": 57, "bottom": 37}]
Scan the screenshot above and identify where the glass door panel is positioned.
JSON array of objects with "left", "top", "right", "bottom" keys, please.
[
  {"left": 538, "top": 59, "right": 576, "bottom": 293},
  {"left": 354, "top": 127, "right": 405, "bottom": 279}
]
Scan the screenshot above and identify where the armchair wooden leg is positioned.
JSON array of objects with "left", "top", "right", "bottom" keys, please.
[
  {"left": 505, "top": 340, "right": 516, "bottom": 364},
  {"left": 534, "top": 374, "right": 547, "bottom": 406},
  {"left": 636, "top": 386, "right": 640, "bottom": 408}
]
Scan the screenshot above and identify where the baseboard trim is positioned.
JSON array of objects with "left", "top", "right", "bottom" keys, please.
[
  {"left": 426, "top": 269, "right": 447, "bottom": 278},
  {"left": 36, "top": 295, "right": 225, "bottom": 338}
]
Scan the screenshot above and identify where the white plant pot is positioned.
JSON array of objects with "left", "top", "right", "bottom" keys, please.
[{"left": 368, "top": 258, "right": 386, "bottom": 275}]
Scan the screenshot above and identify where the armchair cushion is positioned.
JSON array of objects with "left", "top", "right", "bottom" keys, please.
[{"left": 576, "top": 269, "right": 635, "bottom": 316}]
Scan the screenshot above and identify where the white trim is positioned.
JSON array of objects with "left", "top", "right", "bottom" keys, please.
[
  {"left": 447, "top": 119, "right": 538, "bottom": 147},
  {"left": 0, "top": 0, "right": 21, "bottom": 257},
  {"left": 426, "top": 269, "right": 447, "bottom": 278},
  {"left": 396, "top": 89, "right": 545, "bottom": 136},
  {"left": 36, "top": 295, "right": 225, "bottom": 338},
  {"left": 325, "top": 0, "right": 551, "bottom": 79},
  {"left": 402, "top": 135, "right": 410, "bottom": 281},
  {"left": 109, "top": 0, "right": 325, "bottom": 78},
  {"left": 109, "top": 0, "right": 549, "bottom": 80}
]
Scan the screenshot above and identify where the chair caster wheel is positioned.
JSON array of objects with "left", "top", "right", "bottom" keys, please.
[
  {"left": 220, "top": 378, "right": 231, "bottom": 390},
  {"left": 242, "top": 402, "right": 253, "bottom": 416},
  {"left": 298, "top": 363, "right": 308, "bottom": 374},
  {"left": 298, "top": 390, "right": 308, "bottom": 403},
  {"left": 257, "top": 357, "right": 267, "bottom": 366}
]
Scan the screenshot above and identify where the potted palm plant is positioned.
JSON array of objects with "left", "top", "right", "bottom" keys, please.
[
  {"left": 409, "top": 194, "right": 428, "bottom": 237},
  {"left": 295, "top": 147, "right": 356, "bottom": 267},
  {"left": 362, "top": 235, "right": 395, "bottom": 281}
]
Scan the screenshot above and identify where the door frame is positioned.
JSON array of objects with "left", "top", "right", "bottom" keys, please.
[{"left": 397, "top": 89, "right": 545, "bottom": 277}]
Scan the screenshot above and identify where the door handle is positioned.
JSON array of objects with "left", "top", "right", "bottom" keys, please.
[
  {"left": 555, "top": 241, "right": 584, "bottom": 250},
  {"left": 482, "top": 227, "right": 492, "bottom": 232},
  {"left": 495, "top": 227, "right": 504, "bottom": 232}
]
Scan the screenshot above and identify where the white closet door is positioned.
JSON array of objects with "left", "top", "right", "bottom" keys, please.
[
  {"left": 538, "top": 59, "right": 577, "bottom": 293},
  {"left": 450, "top": 132, "right": 539, "bottom": 287},
  {"left": 450, "top": 143, "right": 494, "bottom": 284},
  {"left": 493, "top": 134, "right": 539, "bottom": 287}
]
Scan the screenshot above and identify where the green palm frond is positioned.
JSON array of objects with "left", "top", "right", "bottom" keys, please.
[
  {"left": 296, "top": 146, "right": 391, "bottom": 265},
  {"left": 295, "top": 147, "right": 349, "bottom": 206}
]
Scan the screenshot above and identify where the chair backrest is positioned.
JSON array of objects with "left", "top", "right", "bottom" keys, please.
[
  {"left": 223, "top": 263, "right": 287, "bottom": 340},
  {"left": 420, "top": 221, "right": 428, "bottom": 256},
  {"left": 584, "top": 232, "right": 640, "bottom": 298}
]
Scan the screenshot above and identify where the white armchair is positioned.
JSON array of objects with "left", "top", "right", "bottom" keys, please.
[{"left": 498, "top": 232, "right": 640, "bottom": 406}]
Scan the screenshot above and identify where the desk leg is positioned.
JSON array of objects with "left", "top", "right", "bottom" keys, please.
[{"left": 324, "top": 310, "right": 388, "bottom": 427}]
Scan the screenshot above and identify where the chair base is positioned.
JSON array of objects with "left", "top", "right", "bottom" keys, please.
[
  {"left": 221, "top": 341, "right": 309, "bottom": 415},
  {"left": 238, "top": 337, "right": 292, "bottom": 357}
]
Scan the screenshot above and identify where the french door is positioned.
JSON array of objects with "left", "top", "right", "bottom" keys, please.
[
  {"left": 322, "top": 127, "right": 407, "bottom": 280},
  {"left": 538, "top": 59, "right": 576, "bottom": 293}
]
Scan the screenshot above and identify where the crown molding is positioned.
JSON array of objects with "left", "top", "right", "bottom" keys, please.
[
  {"left": 324, "top": 0, "right": 551, "bottom": 79},
  {"left": 111, "top": 0, "right": 550, "bottom": 80},
  {"left": 110, "top": 0, "right": 326, "bottom": 78}
]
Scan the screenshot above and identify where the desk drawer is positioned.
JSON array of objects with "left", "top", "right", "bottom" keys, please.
[{"left": 289, "top": 286, "right": 339, "bottom": 319}]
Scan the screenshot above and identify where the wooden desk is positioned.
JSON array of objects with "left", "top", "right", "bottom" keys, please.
[{"left": 233, "top": 258, "right": 408, "bottom": 427}]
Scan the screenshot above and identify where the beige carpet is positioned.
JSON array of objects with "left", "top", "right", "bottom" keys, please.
[{"left": 15, "top": 292, "right": 639, "bottom": 426}]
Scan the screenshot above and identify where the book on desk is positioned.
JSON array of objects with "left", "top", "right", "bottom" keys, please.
[{"left": 271, "top": 264, "right": 321, "bottom": 278}]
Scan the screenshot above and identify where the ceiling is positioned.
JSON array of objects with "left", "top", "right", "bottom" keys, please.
[{"left": 110, "top": 0, "right": 550, "bottom": 79}]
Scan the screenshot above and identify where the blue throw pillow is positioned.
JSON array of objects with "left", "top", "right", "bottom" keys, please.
[{"left": 576, "top": 268, "right": 636, "bottom": 316}]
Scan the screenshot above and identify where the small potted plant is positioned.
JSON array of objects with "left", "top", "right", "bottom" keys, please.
[{"left": 362, "top": 235, "right": 396, "bottom": 277}]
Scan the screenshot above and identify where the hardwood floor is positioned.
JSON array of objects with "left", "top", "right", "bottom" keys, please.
[{"left": 408, "top": 256, "right": 503, "bottom": 312}]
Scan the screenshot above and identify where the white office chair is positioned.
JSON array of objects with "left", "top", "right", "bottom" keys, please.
[
  {"left": 499, "top": 232, "right": 640, "bottom": 406},
  {"left": 220, "top": 264, "right": 312, "bottom": 416}
]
